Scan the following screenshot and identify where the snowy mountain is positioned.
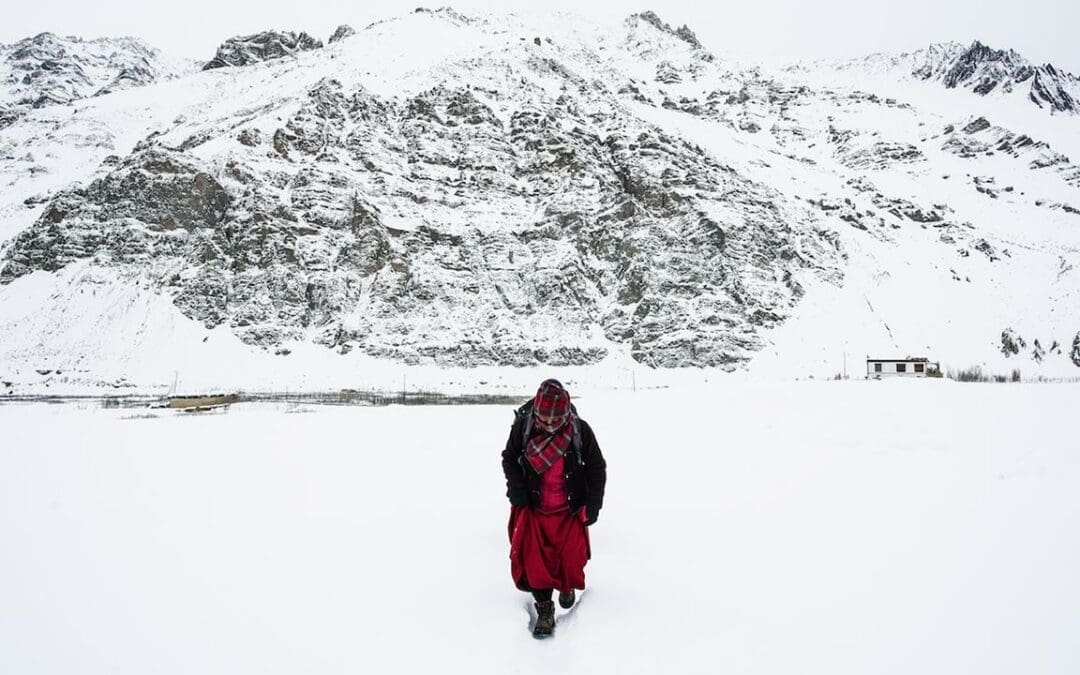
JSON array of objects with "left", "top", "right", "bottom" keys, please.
[
  {"left": 0, "top": 9, "right": 1078, "bottom": 393},
  {"left": 800, "top": 40, "right": 1080, "bottom": 114},
  {"left": 0, "top": 32, "right": 196, "bottom": 120}
]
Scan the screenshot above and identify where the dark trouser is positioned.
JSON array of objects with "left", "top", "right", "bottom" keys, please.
[
  {"left": 531, "top": 589, "right": 553, "bottom": 603},
  {"left": 519, "top": 578, "right": 553, "bottom": 603}
]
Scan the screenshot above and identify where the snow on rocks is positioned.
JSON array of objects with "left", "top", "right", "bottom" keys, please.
[
  {"left": 0, "top": 32, "right": 195, "bottom": 111},
  {"left": 798, "top": 40, "right": 1080, "bottom": 115},
  {"left": 202, "top": 31, "right": 324, "bottom": 70},
  {"left": 630, "top": 11, "right": 710, "bottom": 57},
  {"left": 328, "top": 25, "right": 357, "bottom": 44},
  {"left": 941, "top": 117, "right": 1080, "bottom": 188},
  {"left": 0, "top": 37, "right": 843, "bottom": 369},
  {"left": 929, "top": 41, "right": 1080, "bottom": 113}
]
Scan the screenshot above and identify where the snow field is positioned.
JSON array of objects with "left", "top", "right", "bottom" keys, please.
[{"left": 2, "top": 380, "right": 1078, "bottom": 674}]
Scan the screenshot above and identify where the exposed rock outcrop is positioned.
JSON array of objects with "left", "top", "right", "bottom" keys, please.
[
  {"left": 329, "top": 25, "right": 356, "bottom": 44},
  {"left": 203, "top": 31, "right": 324, "bottom": 70},
  {"left": 916, "top": 40, "right": 1079, "bottom": 113},
  {"left": 0, "top": 32, "right": 193, "bottom": 110},
  {"left": 632, "top": 11, "right": 704, "bottom": 51}
]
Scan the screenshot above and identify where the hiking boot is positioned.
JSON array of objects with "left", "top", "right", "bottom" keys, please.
[
  {"left": 558, "top": 589, "right": 576, "bottom": 609},
  {"left": 533, "top": 600, "right": 556, "bottom": 637}
]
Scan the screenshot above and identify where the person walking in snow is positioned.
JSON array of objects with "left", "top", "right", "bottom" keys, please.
[{"left": 502, "top": 379, "right": 607, "bottom": 638}]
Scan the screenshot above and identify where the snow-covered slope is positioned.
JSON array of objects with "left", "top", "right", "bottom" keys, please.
[{"left": 0, "top": 9, "right": 1078, "bottom": 393}]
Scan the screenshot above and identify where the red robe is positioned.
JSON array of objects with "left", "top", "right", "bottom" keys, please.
[{"left": 508, "top": 456, "right": 591, "bottom": 593}]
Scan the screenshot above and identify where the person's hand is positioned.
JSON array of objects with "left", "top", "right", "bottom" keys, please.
[
  {"left": 585, "top": 504, "right": 599, "bottom": 526},
  {"left": 508, "top": 487, "right": 530, "bottom": 507}
]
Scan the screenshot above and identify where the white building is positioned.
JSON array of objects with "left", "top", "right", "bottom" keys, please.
[{"left": 866, "top": 357, "right": 940, "bottom": 379}]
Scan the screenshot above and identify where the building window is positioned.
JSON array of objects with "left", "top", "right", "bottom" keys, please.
[
  {"left": 914, "top": 363, "right": 924, "bottom": 373},
  {"left": 896, "top": 363, "right": 907, "bottom": 373},
  {"left": 874, "top": 363, "right": 882, "bottom": 372}
]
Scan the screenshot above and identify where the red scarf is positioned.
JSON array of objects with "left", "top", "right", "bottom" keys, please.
[{"left": 524, "top": 379, "right": 575, "bottom": 475}]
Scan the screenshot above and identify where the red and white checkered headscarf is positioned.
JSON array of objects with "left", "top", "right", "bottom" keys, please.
[{"left": 524, "top": 379, "right": 575, "bottom": 474}]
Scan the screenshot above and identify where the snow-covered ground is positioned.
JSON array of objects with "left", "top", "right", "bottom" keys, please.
[{"left": 2, "top": 380, "right": 1078, "bottom": 674}]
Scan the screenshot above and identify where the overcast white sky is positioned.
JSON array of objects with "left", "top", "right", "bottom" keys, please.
[{"left": 3, "top": 0, "right": 1078, "bottom": 70}]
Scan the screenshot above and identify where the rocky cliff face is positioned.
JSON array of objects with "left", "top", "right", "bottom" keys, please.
[
  {"left": 0, "top": 9, "right": 1077, "bottom": 386},
  {"left": 202, "top": 31, "right": 324, "bottom": 70},
  {"left": 0, "top": 66, "right": 839, "bottom": 367},
  {"left": 931, "top": 42, "right": 1033, "bottom": 93},
  {"left": 925, "top": 41, "right": 1078, "bottom": 113}
]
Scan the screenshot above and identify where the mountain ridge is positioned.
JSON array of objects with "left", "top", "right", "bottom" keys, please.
[
  {"left": 796, "top": 39, "right": 1080, "bottom": 114},
  {"left": 0, "top": 9, "right": 1077, "bottom": 393},
  {"left": 0, "top": 31, "right": 197, "bottom": 117}
]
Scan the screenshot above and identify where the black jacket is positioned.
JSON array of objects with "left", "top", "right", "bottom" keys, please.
[{"left": 501, "top": 403, "right": 607, "bottom": 515}]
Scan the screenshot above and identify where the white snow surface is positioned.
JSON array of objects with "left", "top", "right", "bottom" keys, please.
[{"left": 1, "top": 381, "right": 1078, "bottom": 673}]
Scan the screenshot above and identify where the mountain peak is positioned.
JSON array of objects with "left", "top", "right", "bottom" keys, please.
[
  {"left": 825, "top": 39, "right": 1080, "bottom": 115},
  {"left": 0, "top": 32, "right": 193, "bottom": 111},
  {"left": 411, "top": 6, "right": 483, "bottom": 25},
  {"left": 629, "top": 11, "right": 706, "bottom": 51},
  {"left": 202, "top": 30, "right": 324, "bottom": 70},
  {"left": 935, "top": 39, "right": 1079, "bottom": 111},
  {"left": 27, "top": 31, "right": 61, "bottom": 44},
  {"left": 957, "top": 39, "right": 1025, "bottom": 67}
]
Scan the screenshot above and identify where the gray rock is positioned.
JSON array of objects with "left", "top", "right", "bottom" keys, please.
[
  {"left": 1001, "top": 328, "right": 1026, "bottom": 357},
  {"left": 203, "top": 31, "right": 324, "bottom": 70},
  {"left": 630, "top": 11, "right": 713, "bottom": 58},
  {"left": 1, "top": 32, "right": 192, "bottom": 112},
  {"left": 914, "top": 40, "right": 1078, "bottom": 113},
  {"left": 329, "top": 25, "right": 356, "bottom": 44}
]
